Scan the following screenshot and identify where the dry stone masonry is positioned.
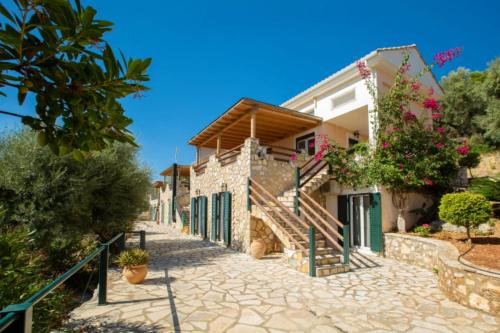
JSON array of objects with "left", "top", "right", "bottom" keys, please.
[{"left": 385, "top": 233, "right": 500, "bottom": 315}]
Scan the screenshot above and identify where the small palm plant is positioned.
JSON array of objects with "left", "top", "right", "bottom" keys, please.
[{"left": 116, "top": 249, "right": 150, "bottom": 284}]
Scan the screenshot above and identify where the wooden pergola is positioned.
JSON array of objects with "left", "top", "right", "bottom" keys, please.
[{"left": 188, "top": 98, "right": 322, "bottom": 157}]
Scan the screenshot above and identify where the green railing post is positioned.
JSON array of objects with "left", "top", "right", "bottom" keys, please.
[
  {"left": 139, "top": 230, "right": 146, "bottom": 250},
  {"left": 294, "top": 167, "right": 300, "bottom": 216},
  {"left": 98, "top": 244, "right": 109, "bottom": 305},
  {"left": 309, "top": 225, "right": 316, "bottom": 277},
  {"left": 246, "top": 178, "right": 251, "bottom": 211},
  {"left": 343, "top": 224, "right": 350, "bottom": 265},
  {"left": 118, "top": 232, "right": 125, "bottom": 252},
  {"left": 0, "top": 303, "right": 33, "bottom": 333}
]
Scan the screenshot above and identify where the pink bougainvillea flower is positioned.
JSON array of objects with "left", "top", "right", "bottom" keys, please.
[
  {"left": 432, "top": 113, "right": 443, "bottom": 120},
  {"left": 356, "top": 60, "right": 371, "bottom": 79},
  {"left": 433, "top": 47, "right": 462, "bottom": 67},
  {"left": 308, "top": 141, "right": 315, "bottom": 148},
  {"left": 436, "top": 127, "right": 445, "bottom": 134},
  {"left": 456, "top": 145, "right": 470, "bottom": 155},
  {"left": 381, "top": 141, "right": 391, "bottom": 149},
  {"left": 403, "top": 111, "right": 417, "bottom": 122},
  {"left": 422, "top": 224, "right": 430, "bottom": 228},
  {"left": 290, "top": 153, "right": 297, "bottom": 161},
  {"left": 314, "top": 151, "right": 324, "bottom": 161},
  {"left": 411, "top": 82, "right": 421, "bottom": 91},
  {"left": 423, "top": 98, "right": 441, "bottom": 111},
  {"left": 435, "top": 143, "right": 444, "bottom": 149},
  {"left": 423, "top": 178, "right": 433, "bottom": 186}
]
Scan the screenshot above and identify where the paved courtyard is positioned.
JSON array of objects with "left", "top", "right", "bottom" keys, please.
[{"left": 67, "top": 221, "right": 500, "bottom": 333}]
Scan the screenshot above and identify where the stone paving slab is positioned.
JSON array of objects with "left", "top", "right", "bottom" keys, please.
[{"left": 66, "top": 221, "right": 500, "bottom": 333}]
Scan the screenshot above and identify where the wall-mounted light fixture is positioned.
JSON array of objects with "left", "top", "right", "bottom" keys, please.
[
  {"left": 195, "top": 189, "right": 200, "bottom": 196},
  {"left": 221, "top": 182, "right": 227, "bottom": 192},
  {"left": 353, "top": 130, "right": 360, "bottom": 138}
]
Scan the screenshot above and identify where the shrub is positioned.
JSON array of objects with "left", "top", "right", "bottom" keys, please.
[
  {"left": 116, "top": 249, "right": 150, "bottom": 268},
  {"left": 438, "top": 192, "right": 493, "bottom": 239},
  {"left": 414, "top": 224, "right": 432, "bottom": 237},
  {"left": 0, "top": 227, "right": 75, "bottom": 333},
  {"left": 468, "top": 176, "right": 500, "bottom": 201}
]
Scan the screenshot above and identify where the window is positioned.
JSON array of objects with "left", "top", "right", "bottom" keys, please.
[{"left": 296, "top": 133, "right": 315, "bottom": 156}]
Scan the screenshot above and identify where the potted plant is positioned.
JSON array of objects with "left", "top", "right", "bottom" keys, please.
[{"left": 116, "top": 248, "right": 150, "bottom": 284}]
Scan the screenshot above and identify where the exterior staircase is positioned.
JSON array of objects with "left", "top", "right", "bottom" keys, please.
[{"left": 249, "top": 170, "right": 349, "bottom": 277}]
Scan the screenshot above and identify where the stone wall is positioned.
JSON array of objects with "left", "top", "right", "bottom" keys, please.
[
  {"left": 190, "top": 138, "right": 303, "bottom": 253},
  {"left": 384, "top": 233, "right": 500, "bottom": 315},
  {"left": 470, "top": 151, "right": 500, "bottom": 178}
]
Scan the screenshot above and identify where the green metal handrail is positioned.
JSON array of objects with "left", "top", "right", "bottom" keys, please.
[{"left": 0, "top": 230, "right": 146, "bottom": 333}]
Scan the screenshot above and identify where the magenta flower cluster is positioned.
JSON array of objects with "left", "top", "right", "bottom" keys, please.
[{"left": 433, "top": 47, "right": 462, "bottom": 67}]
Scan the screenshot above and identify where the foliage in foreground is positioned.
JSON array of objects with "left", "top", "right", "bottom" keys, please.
[
  {"left": 0, "top": 129, "right": 151, "bottom": 331},
  {"left": 0, "top": 227, "right": 75, "bottom": 332},
  {"left": 0, "top": 0, "right": 151, "bottom": 155},
  {"left": 439, "top": 192, "right": 493, "bottom": 239}
]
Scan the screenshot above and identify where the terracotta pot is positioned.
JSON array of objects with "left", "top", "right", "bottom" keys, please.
[
  {"left": 250, "top": 239, "right": 267, "bottom": 259},
  {"left": 123, "top": 265, "right": 148, "bottom": 284}
]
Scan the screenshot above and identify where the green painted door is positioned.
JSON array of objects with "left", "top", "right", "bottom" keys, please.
[
  {"left": 190, "top": 197, "right": 197, "bottom": 235},
  {"left": 222, "top": 191, "right": 232, "bottom": 247},
  {"left": 369, "top": 192, "right": 382, "bottom": 252},
  {"left": 337, "top": 195, "right": 349, "bottom": 247},
  {"left": 199, "top": 196, "right": 208, "bottom": 239},
  {"left": 211, "top": 193, "right": 219, "bottom": 242}
]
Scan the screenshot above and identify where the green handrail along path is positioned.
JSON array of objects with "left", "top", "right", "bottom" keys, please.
[{"left": 0, "top": 230, "right": 146, "bottom": 333}]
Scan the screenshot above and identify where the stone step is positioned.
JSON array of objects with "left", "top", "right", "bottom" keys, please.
[
  {"left": 315, "top": 254, "right": 341, "bottom": 265},
  {"left": 316, "top": 264, "right": 349, "bottom": 277}
]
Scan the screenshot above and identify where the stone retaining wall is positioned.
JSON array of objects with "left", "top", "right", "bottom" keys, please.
[{"left": 384, "top": 233, "right": 500, "bottom": 315}]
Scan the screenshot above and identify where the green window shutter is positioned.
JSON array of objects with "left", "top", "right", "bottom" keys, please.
[
  {"left": 190, "top": 197, "right": 196, "bottom": 235},
  {"left": 211, "top": 193, "right": 218, "bottom": 242},
  {"left": 200, "top": 196, "right": 207, "bottom": 239},
  {"left": 338, "top": 195, "right": 349, "bottom": 247},
  {"left": 222, "top": 191, "right": 232, "bottom": 247},
  {"left": 369, "top": 192, "right": 382, "bottom": 252}
]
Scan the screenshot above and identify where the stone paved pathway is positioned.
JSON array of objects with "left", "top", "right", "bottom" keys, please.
[{"left": 67, "top": 221, "right": 500, "bottom": 333}]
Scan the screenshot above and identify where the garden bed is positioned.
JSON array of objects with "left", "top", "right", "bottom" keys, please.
[{"left": 412, "top": 220, "right": 500, "bottom": 270}]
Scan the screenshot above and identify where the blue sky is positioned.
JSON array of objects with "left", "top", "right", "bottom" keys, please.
[{"left": 1, "top": 0, "right": 499, "bottom": 178}]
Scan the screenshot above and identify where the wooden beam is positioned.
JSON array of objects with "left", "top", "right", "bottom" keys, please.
[
  {"left": 199, "top": 109, "right": 253, "bottom": 147},
  {"left": 216, "top": 135, "right": 221, "bottom": 156},
  {"left": 250, "top": 111, "right": 256, "bottom": 138}
]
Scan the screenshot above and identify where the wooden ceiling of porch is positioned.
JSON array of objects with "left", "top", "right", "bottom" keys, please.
[{"left": 188, "top": 98, "right": 322, "bottom": 149}]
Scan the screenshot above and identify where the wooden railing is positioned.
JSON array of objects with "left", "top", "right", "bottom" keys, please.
[
  {"left": 218, "top": 143, "right": 244, "bottom": 166},
  {"left": 299, "top": 189, "right": 349, "bottom": 264},
  {"left": 298, "top": 155, "right": 328, "bottom": 188},
  {"left": 193, "top": 158, "right": 209, "bottom": 175},
  {"left": 247, "top": 177, "right": 309, "bottom": 251},
  {"left": 265, "top": 145, "right": 300, "bottom": 162}
]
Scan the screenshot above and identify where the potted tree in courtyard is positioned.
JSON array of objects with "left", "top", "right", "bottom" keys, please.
[{"left": 116, "top": 249, "right": 150, "bottom": 284}]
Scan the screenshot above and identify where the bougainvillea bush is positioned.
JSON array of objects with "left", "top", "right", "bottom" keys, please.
[{"left": 315, "top": 48, "right": 481, "bottom": 221}]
